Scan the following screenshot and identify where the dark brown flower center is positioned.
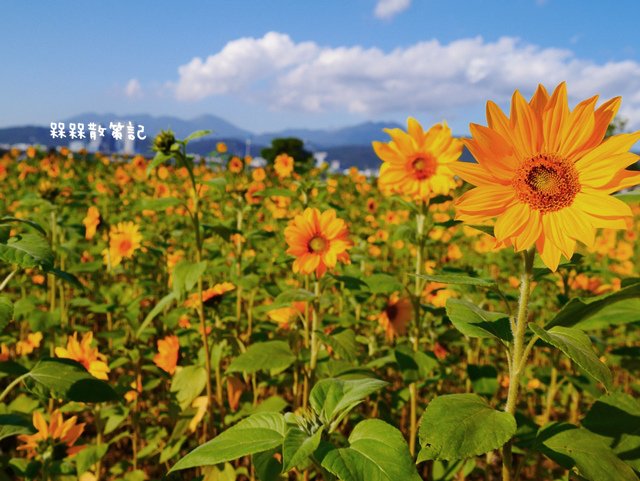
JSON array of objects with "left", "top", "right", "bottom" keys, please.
[
  {"left": 386, "top": 304, "right": 398, "bottom": 321},
  {"left": 410, "top": 154, "right": 437, "bottom": 180},
  {"left": 513, "top": 154, "right": 580, "bottom": 213}
]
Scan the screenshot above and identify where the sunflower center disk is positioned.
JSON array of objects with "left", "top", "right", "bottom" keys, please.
[
  {"left": 308, "top": 236, "right": 328, "bottom": 253},
  {"left": 513, "top": 154, "right": 581, "bottom": 213},
  {"left": 411, "top": 154, "right": 437, "bottom": 180}
]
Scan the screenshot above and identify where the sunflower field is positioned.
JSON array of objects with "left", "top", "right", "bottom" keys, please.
[{"left": 0, "top": 83, "right": 639, "bottom": 481}]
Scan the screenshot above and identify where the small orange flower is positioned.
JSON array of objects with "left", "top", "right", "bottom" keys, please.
[
  {"left": 378, "top": 293, "right": 413, "bottom": 341},
  {"left": 18, "top": 410, "right": 85, "bottom": 459},
  {"left": 82, "top": 206, "right": 100, "bottom": 240},
  {"left": 55, "top": 332, "right": 110, "bottom": 380},
  {"left": 153, "top": 335, "right": 180, "bottom": 375},
  {"left": 252, "top": 167, "right": 266, "bottom": 182},
  {"left": 216, "top": 142, "right": 228, "bottom": 154},
  {"left": 228, "top": 156, "right": 243, "bottom": 174},
  {"left": 274, "top": 154, "right": 294, "bottom": 178},
  {"left": 184, "top": 282, "right": 236, "bottom": 308},
  {"left": 16, "top": 332, "right": 43, "bottom": 356},
  {"left": 284, "top": 208, "right": 352, "bottom": 278}
]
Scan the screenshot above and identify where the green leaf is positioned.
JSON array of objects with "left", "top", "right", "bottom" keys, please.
[
  {"left": 172, "top": 261, "right": 208, "bottom": 297},
  {"left": 0, "top": 296, "right": 13, "bottom": 332},
  {"left": 545, "top": 282, "right": 640, "bottom": 329},
  {"left": 582, "top": 392, "right": 640, "bottom": 470},
  {"left": 227, "top": 341, "right": 295, "bottom": 374},
  {"left": 309, "top": 377, "right": 387, "bottom": 429},
  {"left": 274, "top": 288, "right": 316, "bottom": 304},
  {"left": 538, "top": 423, "right": 639, "bottom": 481},
  {"left": 75, "top": 444, "right": 108, "bottom": 475},
  {"left": 28, "top": 358, "right": 119, "bottom": 402},
  {"left": 147, "top": 151, "right": 173, "bottom": 174},
  {"left": 467, "top": 364, "right": 499, "bottom": 397},
  {"left": 0, "top": 414, "right": 34, "bottom": 441},
  {"left": 0, "top": 217, "right": 47, "bottom": 236},
  {"left": 48, "top": 267, "right": 83, "bottom": 289},
  {"left": 316, "top": 328, "right": 359, "bottom": 362},
  {"left": 419, "top": 393, "right": 516, "bottom": 460},
  {"left": 0, "top": 233, "right": 53, "bottom": 269},
  {"left": 253, "top": 448, "right": 283, "bottom": 481},
  {"left": 575, "top": 298, "right": 640, "bottom": 330},
  {"left": 136, "top": 292, "right": 177, "bottom": 338},
  {"left": 170, "top": 412, "right": 286, "bottom": 472},
  {"left": 364, "top": 274, "right": 403, "bottom": 294},
  {"left": 445, "top": 298, "right": 511, "bottom": 341},
  {"left": 184, "top": 130, "right": 212, "bottom": 143},
  {"left": 321, "top": 419, "right": 422, "bottom": 481},
  {"left": 170, "top": 365, "right": 207, "bottom": 410},
  {"left": 529, "top": 325, "right": 612, "bottom": 390},
  {"left": 137, "top": 197, "right": 182, "bottom": 212},
  {"left": 282, "top": 427, "right": 322, "bottom": 471},
  {"left": 394, "top": 345, "right": 439, "bottom": 382},
  {"left": 416, "top": 273, "right": 496, "bottom": 288}
]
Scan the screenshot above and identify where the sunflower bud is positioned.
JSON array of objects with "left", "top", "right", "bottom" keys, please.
[{"left": 153, "top": 130, "right": 176, "bottom": 155}]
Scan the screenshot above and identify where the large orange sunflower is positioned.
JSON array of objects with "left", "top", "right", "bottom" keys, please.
[
  {"left": 373, "top": 118, "right": 463, "bottom": 201},
  {"left": 452, "top": 82, "right": 640, "bottom": 271},
  {"left": 284, "top": 208, "right": 352, "bottom": 278}
]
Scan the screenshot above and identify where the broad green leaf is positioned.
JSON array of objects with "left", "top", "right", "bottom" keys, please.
[
  {"left": 582, "top": 392, "right": 640, "bottom": 470},
  {"left": 309, "top": 377, "right": 387, "bottom": 429},
  {"left": 253, "top": 448, "right": 283, "bottom": 481},
  {"left": 569, "top": 297, "right": 640, "bottom": 330},
  {"left": 170, "top": 412, "right": 286, "bottom": 471},
  {"left": 171, "top": 365, "right": 207, "bottom": 410},
  {"left": 28, "top": 358, "right": 119, "bottom": 402},
  {"left": 0, "top": 296, "right": 13, "bottom": 332},
  {"left": 446, "top": 298, "right": 511, "bottom": 341},
  {"left": 0, "top": 233, "right": 53, "bottom": 269},
  {"left": 317, "top": 328, "right": 359, "bottom": 362},
  {"left": 321, "top": 419, "right": 422, "bottom": 481},
  {"left": 419, "top": 393, "right": 516, "bottom": 460},
  {"left": 202, "top": 463, "right": 237, "bottom": 481},
  {"left": 282, "top": 427, "right": 322, "bottom": 471},
  {"left": 48, "top": 267, "right": 83, "bottom": 289},
  {"left": 529, "top": 325, "right": 612, "bottom": 390},
  {"left": 172, "top": 261, "right": 208, "bottom": 297},
  {"left": 147, "top": 151, "right": 173, "bottom": 174},
  {"left": 545, "top": 282, "right": 640, "bottom": 329},
  {"left": 364, "top": 274, "right": 403, "bottom": 294},
  {"left": 416, "top": 273, "right": 496, "bottom": 288},
  {"left": 227, "top": 341, "right": 295, "bottom": 374},
  {"left": 538, "top": 423, "right": 639, "bottom": 481},
  {"left": 75, "top": 443, "right": 109, "bottom": 475},
  {"left": 467, "top": 364, "right": 499, "bottom": 397},
  {"left": 394, "top": 344, "right": 439, "bottom": 382},
  {"left": 0, "top": 414, "right": 34, "bottom": 441}
]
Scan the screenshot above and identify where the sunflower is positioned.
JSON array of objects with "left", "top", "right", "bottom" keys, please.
[
  {"left": 18, "top": 410, "right": 85, "bottom": 459},
  {"left": 274, "top": 153, "right": 294, "bottom": 179},
  {"left": 228, "top": 156, "right": 243, "bottom": 174},
  {"left": 104, "top": 221, "right": 143, "bottom": 267},
  {"left": 373, "top": 118, "right": 463, "bottom": 201},
  {"left": 153, "top": 334, "right": 180, "bottom": 375},
  {"left": 284, "top": 208, "right": 352, "bottom": 278},
  {"left": 451, "top": 82, "right": 640, "bottom": 270},
  {"left": 378, "top": 293, "right": 413, "bottom": 341},
  {"left": 55, "top": 332, "right": 110, "bottom": 380}
]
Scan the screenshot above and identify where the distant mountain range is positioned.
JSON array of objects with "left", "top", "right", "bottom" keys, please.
[{"left": 0, "top": 113, "right": 477, "bottom": 169}]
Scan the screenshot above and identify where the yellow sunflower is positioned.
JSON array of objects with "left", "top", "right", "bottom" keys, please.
[
  {"left": 452, "top": 82, "right": 640, "bottom": 270},
  {"left": 373, "top": 118, "right": 463, "bottom": 201}
]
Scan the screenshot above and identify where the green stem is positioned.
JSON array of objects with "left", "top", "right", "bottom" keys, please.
[
  {"left": 0, "top": 268, "right": 18, "bottom": 292},
  {"left": 0, "top": 373, "right": 28, "bottom": 403},
  {"left": 502, "top": 247, "right": 536, "bottom": 481}
]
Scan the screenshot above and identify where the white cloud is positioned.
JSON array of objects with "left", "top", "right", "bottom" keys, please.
[
  {"left": 124, "top": 78, "right": 142, "bottom": 98},
  {"left": 173, "top": 32, "right": 640, "bottom": 128},
  {"left": 374, "top": 0, "right": 412, "bottom": 19}
]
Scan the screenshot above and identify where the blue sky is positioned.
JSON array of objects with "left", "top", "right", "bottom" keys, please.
[{"left": 2, "top": 0, "right": 640, "bottom": 135}]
